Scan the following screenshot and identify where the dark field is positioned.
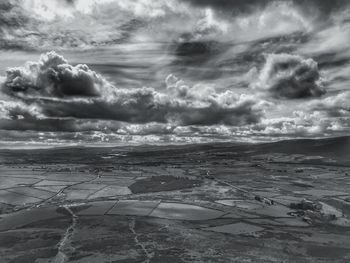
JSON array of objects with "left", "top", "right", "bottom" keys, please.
[{"left": 1, "top": 137, "right": 350, "bottom": 262}]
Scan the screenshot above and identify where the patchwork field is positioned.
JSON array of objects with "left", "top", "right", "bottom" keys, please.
[{"left": 0, "top": 137, "right": 350, "bottom": 262}]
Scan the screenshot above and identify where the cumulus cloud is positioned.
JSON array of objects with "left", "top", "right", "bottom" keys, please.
[
  {"left": 3, "top": 51, "right": 106, "bottom": 97},
  {"left": 254, "top": 53, "right": 325, "bottom": 99},
  {"left": 310, "top": 91, "right": 350, "bottom": 117},
  {"left": 0, "top": 99, "right": 41, "bottom": 120},
  {"left": 0, "top": 52, "right": 264, "bottom": 129},
  {"left": 250, "top": 91, "right": 350, "bottom": 137},
  {"left": 255, "top": 112, "right": 347, "bottom": 137}
]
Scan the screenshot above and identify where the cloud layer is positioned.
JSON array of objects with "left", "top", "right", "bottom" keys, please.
[
  {"left": 0, "top": 0, "right": 335, "bottom": 50},
  {"left": 1, "top": 51, "right": 349, "bottom": 144},
  {"left": 1, "top": 1, "right": 350, "bottom": 144},
  {"left": 0, "top": 52, "right": 264, "bottom": 130}
]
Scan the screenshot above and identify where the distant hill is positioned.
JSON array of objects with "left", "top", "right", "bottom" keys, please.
[
  {"left": 251, "top": 136, "right": 350, "bottom": 162},
  {"left": 0, "top": 136, "right": 349, "bottom": 165}
]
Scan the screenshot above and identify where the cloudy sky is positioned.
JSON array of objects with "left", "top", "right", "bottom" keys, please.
[{"left": 0, "top": 0, "right": 350, "bottom": 146}]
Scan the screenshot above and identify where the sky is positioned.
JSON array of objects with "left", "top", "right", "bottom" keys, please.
[{"left": 0, "top": 0, "right": 350, "bottom": 146}]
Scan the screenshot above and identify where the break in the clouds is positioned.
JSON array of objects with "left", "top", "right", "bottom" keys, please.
[{"left": 0, "top": 0, "right": 350, "bottom": 144}]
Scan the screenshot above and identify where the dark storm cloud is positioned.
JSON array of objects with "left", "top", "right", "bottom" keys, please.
[
  {"left": 3, "top": 52, "right": 103, "bottom": 97},
  {"left": 0, "top": 52, "right": 264, "bottom": 129},
  {"left": 34, "top": 91, "right": 261, "bottom": 126},
  {"left": 294, "top": 0, "right": 349, "bottom": 16},
  {"left": 255, "top": 53, "right": 325, "bottom": 99},
  {"left": 180, "top": 0, "right": 268, "bottom": 14},
  {"left": 0, "top": 118, "right": 79, "bottom": 132},
  {"left": 0, "top": 117, "right": 122, "bottom": 132}
]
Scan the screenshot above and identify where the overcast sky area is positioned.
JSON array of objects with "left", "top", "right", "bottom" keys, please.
[{"left": 0, "top": 0, "right": 350, "bottom": 146}]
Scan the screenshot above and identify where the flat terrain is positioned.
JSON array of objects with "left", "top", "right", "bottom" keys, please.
[{"left": 1, "top": 137, "right": 350, "bottom": 262}]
